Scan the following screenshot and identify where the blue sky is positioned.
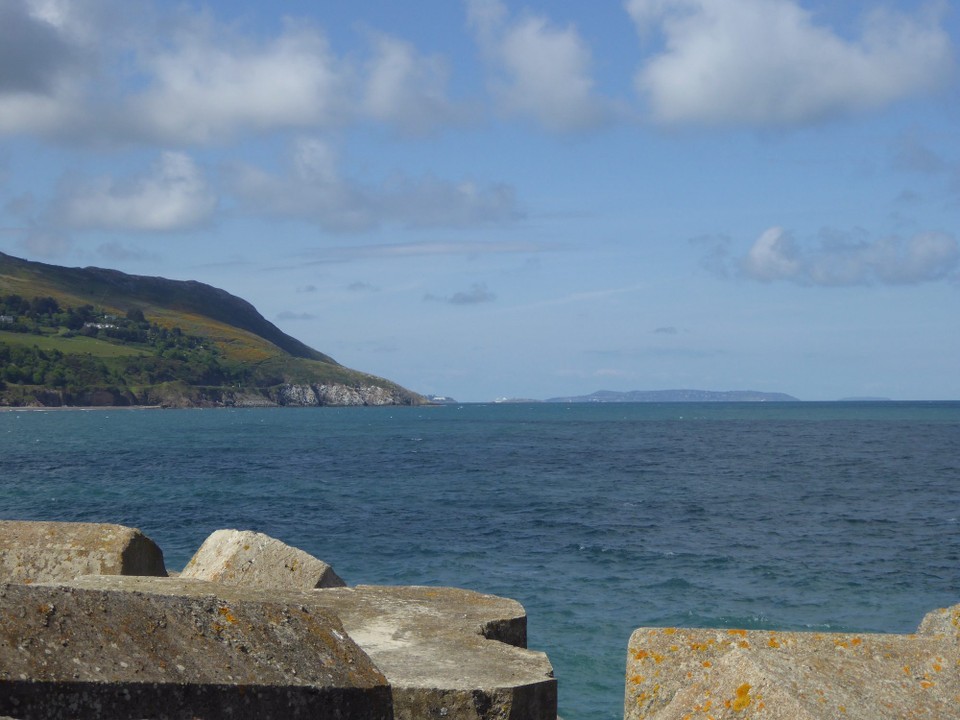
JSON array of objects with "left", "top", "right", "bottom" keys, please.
[{"left": 1, "top": 0, "right": 957, "bottom": 401}]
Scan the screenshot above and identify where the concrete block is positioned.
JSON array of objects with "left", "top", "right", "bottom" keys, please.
[
  {"left": 61, "top": 577, "right": 557, "bottom": 720},
  {"left": 313, "top": 585, "right": 557, "bottom": 720},
  {"left": 625, "top": 624, "right": 959, "bottom": 720},
  {"left": 0, "top": 578, "right": 391, "bottom": 720},
  {"left": 0, "top": 520, "right": 166, "bottom": 584},
  {"left": 179, "top": 529, "right": 345, "bottom": 589}
]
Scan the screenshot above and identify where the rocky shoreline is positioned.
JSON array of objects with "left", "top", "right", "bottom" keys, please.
[
  {"left": 1, "top": 520, "right": 957, "bottom": 719},
  {"left": 0, "top": 382, "right": 424, "bottom": 409}
]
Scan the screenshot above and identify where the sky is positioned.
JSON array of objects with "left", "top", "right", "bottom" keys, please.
[{"left": 0, "top": 0, "right": 958, "bottom": 402}]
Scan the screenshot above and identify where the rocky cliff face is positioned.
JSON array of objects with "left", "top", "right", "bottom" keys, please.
[
  {"left": 145, "top": 382, "right": 422, "bottom": 408},
  {"left": 273, "top": 383, "right": 412, "bottom": 407}
]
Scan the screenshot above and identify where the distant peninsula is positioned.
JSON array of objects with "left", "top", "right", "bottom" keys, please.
[
  {"left": 0, "top": 252, "right": 423, "bottom": 408},
  {"left": 546, "top": 389, "right": 800, "bottom": 403}
]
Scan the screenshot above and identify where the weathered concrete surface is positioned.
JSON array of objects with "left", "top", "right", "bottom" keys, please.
[
  {"left": 918, "top": 603, "right": 960, "bottom": 639},
  {"left": 62, "top": 577, "right": 556, "bottom": 720},
  {"left": 0, "top": 578, "right": 391, "bottom": 720},
  {"left": 312, "top": 585, "right": 557, "bottom": 720},
  {"left": 179, "top": 529, "right": 345, "bottom": 589},
  {"left": 625, "top": 623, "right": 960, "bottom": 720},
  {"left": 0, "top": 520, "right": 166, "bottom": 584}
]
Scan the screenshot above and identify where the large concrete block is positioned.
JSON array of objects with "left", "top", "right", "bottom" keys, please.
[
  {"left": 60, "top": 578, "right": 557, "bottom": 720},
  {"left": 312, "top": 585, "right": 557, "bottom": 720},
  {"left": 179, "top": 529, "right": 345, "bottom": 589},
  {"left": 0, "top": 520, "right": 166, "bottom": 583},
  {"left": 0, "top": 578, "right": 391, "bottom": 720},
  {"left": 624, "top": 624, "right": 959, "bottom": 720}
]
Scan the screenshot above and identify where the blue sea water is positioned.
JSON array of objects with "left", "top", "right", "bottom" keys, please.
[{"left": 1, "top": 401, "right": 959, "bottom": 720}]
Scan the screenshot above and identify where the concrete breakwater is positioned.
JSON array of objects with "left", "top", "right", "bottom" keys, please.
[
  {"left": 1, "top": 520, "right": 957, "bottom": 719},
  {"left": 0, "top": 521, "right": 556, "bottom": 720}
]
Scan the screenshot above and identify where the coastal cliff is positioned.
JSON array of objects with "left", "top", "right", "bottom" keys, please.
[{"left": 0, "top": 252, "right": 425, "bottom": 408}]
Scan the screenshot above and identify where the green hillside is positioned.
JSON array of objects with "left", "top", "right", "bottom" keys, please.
[{"left": 0, "top": 252, "right": 423, "bottom": 408}]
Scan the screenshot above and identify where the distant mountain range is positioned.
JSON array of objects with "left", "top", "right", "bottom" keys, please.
[{"left": 546, "top": 389, "right": 800, "bottom": 403}]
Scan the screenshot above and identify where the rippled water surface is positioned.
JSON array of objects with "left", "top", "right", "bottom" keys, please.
[{"left": 2, "top": 402, "right": 959, "bottom": 720}]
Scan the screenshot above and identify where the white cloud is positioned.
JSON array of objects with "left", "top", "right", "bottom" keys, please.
[
  {"left": 864, "top": 233, "right": 959, "bottom": 285},
  {"left": 127, "top": 20, "right": 347, "bottom": 144},
  {"left": 229, "top": 137, "right": 521, "bottom": 232},
  {"left": 742, "top": 226, "right": 801, "bottom": 281},
  {"left": 468, "top": 0, "right": 606, "bottom": 132},
  {"left": 0, "top": 3, "right": 461, "bottom": 144},
  {"left": 741, "top": 226, "right": 960, "bottom": 285},
  {"left": 626, "top": 0, "right": 953, "bottom": 126},
  {"left": 59, "top": 151, "right": 217, "bottom": 231},
  {"left": 362, "top": 33, "right": 457, "bottom": 135}
]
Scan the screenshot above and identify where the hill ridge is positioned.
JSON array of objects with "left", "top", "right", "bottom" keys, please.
[
  {"left": 0, "top": 251, "right": 420, "bottom": 407},
  {"left": 0, "top": 251, "right": 335, "bottom": 364}
]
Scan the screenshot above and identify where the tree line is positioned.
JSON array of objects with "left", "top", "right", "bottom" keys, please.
[{"left": 0, "top": 294, "right": 246, "bottom": 396}]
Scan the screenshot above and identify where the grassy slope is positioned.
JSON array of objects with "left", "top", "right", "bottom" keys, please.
[
  {"left": 0, "top": 252, "right": 421, "bottom": 402},
  {"left": 0, "top": 328, "right": 150, "bottom": 358}
]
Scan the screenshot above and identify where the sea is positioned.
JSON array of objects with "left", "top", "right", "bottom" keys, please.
[{"left": 2, "top": 401, "right": 959, "bottom": 720}]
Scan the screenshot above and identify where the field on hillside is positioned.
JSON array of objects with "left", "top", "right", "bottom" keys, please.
[{"left": 0, "top": 329, "right": 150, "bottom": 358}]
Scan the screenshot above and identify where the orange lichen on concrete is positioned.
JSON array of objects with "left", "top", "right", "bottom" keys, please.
[
  {"left": 730, "top": 683, "right": 752, "bottom": 711},
  {"left": 626, "top": 614, "right": 960, "bottom": 720}
]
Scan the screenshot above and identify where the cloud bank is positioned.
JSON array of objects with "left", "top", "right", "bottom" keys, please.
[
  {"left": 127, "top": 21, "right": 347, "bottom": 145},
  {"left": 742, "top": 226, "right": 960, "bottom": 286},
  {"left": 1, "top": 0, "right": 953, "bottom": 143},
  {"left": 0, "top": 1, "right": 461, "bottom": 144},
  {"left": 229, "top": 138, "right": 521, "bottom": 233},
  {"left": 58, "top": 152, "right": 216, "bottom": 231},
  {"left": 626, "top": 0, "right": 953, "bottom": 126}
]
